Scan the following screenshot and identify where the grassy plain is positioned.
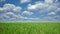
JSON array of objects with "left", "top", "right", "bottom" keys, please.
[{"left": 0, "top": 22, "right": 60, "bottom": 34}]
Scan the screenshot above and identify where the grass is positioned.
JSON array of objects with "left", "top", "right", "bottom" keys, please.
[{"left": 0, "top": 22, "right": 60, "bottom": 34}]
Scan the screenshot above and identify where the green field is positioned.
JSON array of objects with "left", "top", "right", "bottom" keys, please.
[{"left": 0, "top": 22, "right": 60, "bottom": 34}]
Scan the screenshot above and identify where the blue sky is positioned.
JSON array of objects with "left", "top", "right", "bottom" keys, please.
[{"left": 0, "top": 0, "right": 60, "bottom": 22}]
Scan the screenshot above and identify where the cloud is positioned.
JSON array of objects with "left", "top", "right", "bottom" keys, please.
[
  {"left": 0, "top": 12, "right": 24, "bottom": 21},
  {"left": 0, "top": 4, "right": 22, "bottom": 21},
  {"left": 27, "top": 1, "right": 59, "bottom": 14},
  {"left": 48, "top": 12, "right": 56, "bottom": 16},
  {"left": 55, "top": 8, "right": 60, "bottom": 13},
  {"left": 0, "top": 4, "right": 23, "bottom": 21},
  {"left": 45, "top": 0, "right": 58, "bottom": 4},
  {"left": 0, "top": 12, "right": 16, "bottom": 19},
  {"left": 28, "top": 4, "right": 37, "bottom": 10},
  {"left": 0, "top": 0, "right": 5, "bottom": 3},
  {"left": 0, "top": 0, "right": 60, "bottom": 22},
  {"left": 20, "top": 0, "right": 30, "bottom": 3},
  {"left": 6, "top": 12, "right": 17, "bottom": 18},
  {"left": 0, "top": 4, "right": 38, "bottom": 21},
  {"left": 0, "top": 4, "right": 22, "bottom": 12},
  {"left": 42, "top": 15, "right": 60, "bottom": 21},
  {"left": 0, "top": 8, "right": 6, "bottom": 12},
  {"left": 27, "top": 0, "right": 60, "bottom": 21},
  {"left": 54, "top": 16, "right": 60, "bottom": 21},
  {"left": 13, "top": 7, "right": 22, "bottom": 12},
  {"left": 28, "top": 2, "right": 49, "bottom": 12},
  {"left": 22, "top": 11, "right": 33, "bottom": 16},
  {"left": 3, "top": 4, "right": 16, "bottom": 11}
]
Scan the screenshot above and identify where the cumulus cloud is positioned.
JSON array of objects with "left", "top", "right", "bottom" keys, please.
[
  {"left": 28, "top": 2, "right": 49, "bottom": 13},
  {"left": 55, "top": 8, "right": 60, "bottom": 13},
  {"left": 54, "top": 16, "right": 60, "bottom": 21},
  {"left": 3, "top": 4, "right": 16, "bottom": 11},
  {"left": 20, "top": 0, "right": 30, "bottom": 3},
  {"left": 42, "top": 15, "right": 60, "bottom": 22},
  {"left": 0, "top": 0, "right": 5, "bottom": 3},
  {"left": 28, "top": 0, "right": 59, "bottom": 14},
  {"left": 0, "top": 4, "right": 37, "bottom": 21},
  {"left": 27, "top": 0, "right": 60, "bottom": 21},
  {"left": 0, "top": 0, "right": 60, "bottom": 22},
  {"left": 45, "top": 0, "right": 58, "bottom": 4},
  {"left": 6, "top": 12, "right": 17, "bottom": 18},
  {"left": 28, "top": 0, "right": 59, "bottom": 13},
  {"left": 0, "top": 4, "right": 22, "bottom": 21},
  {"left": 0, "top": 4, "right": 22, "bottom": 12},
  {"left": 28, "top": 4, "right": 37, "bottom": 10},
  {"left": 48, "top": 12, "right": 56, "bottom": 16},
  {"left": 13, "top": 7, "right": 22, "bottom": 12},
  {"left": 0, "top": 8, "right": 6, "bottom": 12},
  {"left": 0, "top": 12, "right": 16, "bottom": 20},
  {"left": 22, "top": 11, "right": 33, "bottom": 16},
  {"left": 0, "top": 12, "right": 25, "bottom": 21}
]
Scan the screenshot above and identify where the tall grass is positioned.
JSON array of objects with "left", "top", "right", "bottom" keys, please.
[{"left": 0, "top": 22, "right": 60, "bottom": 34}]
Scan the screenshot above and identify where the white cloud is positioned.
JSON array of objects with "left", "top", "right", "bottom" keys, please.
[
  {"left": 27, "top": 1, "right": 59, "bottom": 14},
  {"left": 45, "top": 0, "right": 58, "bottom": 4},
  {"left": 1, "top": 12, "right": 17, "bottom": 19},
  {"left": 0, "top": 4, "right": 23, "bottom": 21},
  {"left": 4, "top": 4, "right": 16, "bottom": 8},
  {"left": 0, "top": 4, "right": 35, "bottom": 21},
  {"left": 0, "top": 4, "right": 22, "bottom": 21},
  {"left": 0, "top": 8, "right": 4, "bottom": 12},
  {"left": 55, "top": 8, "right": 60, "bottom": 13},
  {"left": 0, "top": 0, "right": 60, "bottom": 22},
  {"left": 3, "top": 4, "right": 16, "bottom": 11},
  {"left": 43, "top": 17, "right": 56, "bottom": 21},
  {"left": 13, "top": 7, "right": 22, "bottom": 12},
  {"left": 0, "top": 4, "right": 22, "bottom": 12},
  {"left": 20, "top": 0, "right": 30, "bottom": 3},
  {"left": 6, "top": 12, "right": 15, "bottom": 17},
  {"left": 23, "top": 17, "right": 39, "bottom": 20},
  {"left": 0, "top": 12, "right": 24, "bottom": 21},
  {"left": 27, "top": 1, "right": 60, "bottom": 21},
  {"left": 54, "top": 16, "right": 60, "bottom": 21},
  {"left": 22, "top": 11, "right": 33, "bottom": 16},
  {"left": 28, "top": 4, "right": 37, "bottom": 10},
  {"left": 28, "top": 2, "right": 49, "bottom": 11},
  {"left": 0, "top": 0, "right": 5, "bottom": 3},
  {"left": 0, "top": 4, "right": 38, "bottom": 21},
  {"left": 48, "top": 12, "right": 56, "bottom": 16},
  {"left": 28, "top": 3, "right": 48, "bottom": 14},
  {"left": 28, "top": 0, "right": 59, "bottom": 11},
  {"left": 42, "top": 15, "right": 60, "bottom": 21}
]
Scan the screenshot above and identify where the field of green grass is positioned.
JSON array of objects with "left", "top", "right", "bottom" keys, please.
[{"left": 0, "top": 22, "right": 60, "bottom": 34}]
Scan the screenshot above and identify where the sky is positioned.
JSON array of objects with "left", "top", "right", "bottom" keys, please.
[{"left": 0, "top": 0, "right": 60, "bottom": 22}]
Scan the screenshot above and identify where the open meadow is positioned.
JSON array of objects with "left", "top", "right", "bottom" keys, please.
[{"left": 0, "top": 22, "right": 60, "bottom": 34}]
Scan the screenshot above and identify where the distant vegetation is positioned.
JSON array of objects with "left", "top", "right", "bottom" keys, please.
[{"left": 0, "top": 22, "right": 60, "bottom": 34}]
